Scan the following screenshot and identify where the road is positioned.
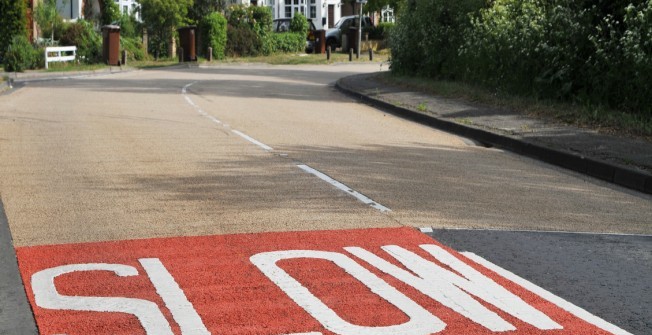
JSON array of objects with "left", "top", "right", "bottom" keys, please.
[{"left": 0, "top": 64, "right": 650, "bottom": 335}]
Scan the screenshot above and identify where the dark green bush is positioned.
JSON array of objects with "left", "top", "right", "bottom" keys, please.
[
  {"left": 59, "top": 20, "right": 102, "bottom": 63},
  {"left": 365, "top": 22, "right": 394, "bottom": 40},
  {"left": 391, "top": 0, "right": 652, "bottom": 117},
  {"left": 0, "top": 0, "right": 27, "bottom": 61},
  {"left": 264, "top": 32, "right": 305, "bottom": 54},
  {"left": 225, "top": 5, "right": 274, "bottom": 57},
  {"left": 199, "top": 12, "right": 228, "bottom": 60},
  {"left": 121, "top": 37, "right": 146, "bottom": 61},
  {"left": 226, "top": 24, "right": 262, "bottom": 57},
  {"left": 4, "top": 35, "right": 35, "bottom": 72},
  {"left": 290, "top": 13, "right": 309, "bottom": 35}
]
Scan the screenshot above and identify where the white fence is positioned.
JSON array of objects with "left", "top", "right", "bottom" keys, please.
[{"left": 44, "top": 46, "right": 77, "bottom": 69}]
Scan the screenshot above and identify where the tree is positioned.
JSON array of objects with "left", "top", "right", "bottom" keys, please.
[
  {"left": 34, "top": 0, "right": 62, "bottom": 42},
  {"left": 189, "top": 0, "right": 226, "bottom": 23},
  {"left": 138, "top": 0, "right": 193, "bottom": 56},
  {"left": 364, "top": 0, "right": 404, "bottom": 15},
  {"left": 99, "top": 0, "right": 121, "bottom": 25},
  {"left": 0, "top": 0, "right": 27, "bottom": 60}
]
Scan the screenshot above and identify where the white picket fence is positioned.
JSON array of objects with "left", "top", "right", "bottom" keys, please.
[{"left": 44, "top": 46, "right": 77, "bottom": 69}]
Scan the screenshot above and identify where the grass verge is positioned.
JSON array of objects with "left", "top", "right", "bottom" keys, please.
[
  {"left": 206, "top": 50, "right": 389, "bottom": 65},
  {"left": 380, "top": 73, "right": 652, "bottom": 140}
]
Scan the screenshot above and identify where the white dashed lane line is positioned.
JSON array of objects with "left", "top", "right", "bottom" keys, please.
[{"left": 181, "top": 82, "right": 391, "bottom": 213}]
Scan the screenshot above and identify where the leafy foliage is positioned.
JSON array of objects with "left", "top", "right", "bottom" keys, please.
[
  {"left": 34, "top": 0, "right": 64, "bottom": 42},
  {"left": 264, "top": 33, "right": 305, "bottom": 54},
  {"left": 391, "top": 0, "right": 652, "bottom": 118},
  {"left": 60, "top": 20, "right": 102, "bottom": 63},
  {"left": 199, "top": 12, "right": 228, "bottom": 60},
  {"left": 0, "top": 0, "right": 27, "bottom": 61},
  {"left": 3, "top": 35, "right": 36, "bottom": 72},
  {"left": 138, "top": 0, "right": 193, "bottom": 57},
  {"left": 100, "top": 0, "right": 121, "bottom": 25},
  {"left": 225, "top": 5, "right": 276, "bottom": 57},
  {"left": 290, "top": 13, "right": 309, "bottom": 35}
]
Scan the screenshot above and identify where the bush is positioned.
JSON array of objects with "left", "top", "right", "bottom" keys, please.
[
  {"left": 199, "top": 12, "right": 228, "bottom": 60},
  {"left": 290, "top": 13, "right": 309, "bottom": 35},
  {"left": 264, "top": 32, "right": 305, "bottom": 54},
  {"left": 225, "top": 5, "right": 273, "bottom": 57},
  {"left": 226, "top": 24, "right": 262, "bottom": 57},
  {"left": 121, "top": 37, "right": 146, "bottom": 61},
  {"left": 391, "top": 0, "right": 484, "bottom": 78},
  {"left": 117, "top": 12, "right": 140, "bottom": 39},
  {"left": 0, "top": 0, "right": 27, "bottom": 61},
  {"left": 365, "top": 22, "right": 394, "bottom": 40},
  {"left": 4, "top": 35, "right": 35, "bottom": 72},
  {"left": 101, "top": 0, "right": 121, "bottom": 25},
  {"left": 59, "top": 20, "right": 102, "bottom": 63}
]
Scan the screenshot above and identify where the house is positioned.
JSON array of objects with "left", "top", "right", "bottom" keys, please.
[
  {"left": 267, "top": 0, "right": 342, "bottom": 30},
  {"left": 53, "top": 0, "right": 139, "bottom": 22}
]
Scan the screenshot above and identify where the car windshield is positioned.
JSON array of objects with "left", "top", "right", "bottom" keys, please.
[{"left": 334, "top": 17, "right": 349, "bottom": 28}]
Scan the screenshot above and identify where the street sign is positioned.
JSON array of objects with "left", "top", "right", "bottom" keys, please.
[{"left": 17, "top": 227, "right": 629, "bottom": 334}]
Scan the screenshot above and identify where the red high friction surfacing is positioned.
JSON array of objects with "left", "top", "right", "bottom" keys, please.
[{"left": 16, "top": 227, "right": 618, "bottom": 335}]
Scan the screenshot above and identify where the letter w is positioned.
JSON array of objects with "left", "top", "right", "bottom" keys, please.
[{"left": 345, "top": 245, "right": 562, "bottom": 332}]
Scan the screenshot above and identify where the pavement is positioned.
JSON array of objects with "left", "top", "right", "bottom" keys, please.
[{"left": 336, "top": 72, "right": 652, "bottom": 195}]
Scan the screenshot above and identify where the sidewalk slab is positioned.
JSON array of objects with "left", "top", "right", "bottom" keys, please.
[{"left": 337, "top": 72, "right": 652, "bottom": 195}]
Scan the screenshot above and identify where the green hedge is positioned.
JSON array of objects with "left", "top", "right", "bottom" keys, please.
[
  {"left": 59, "top": 20, "right": 102, "bottom": 63},
  {"left": 391, "top": 0, "right": 652, "bottom": 116},
  {"left": 3, "top": 35, "right": 37, "bottom": 72},
  {"left": 200, "top": 12, "right": 228, "bottom": 60},
  {"left": 0, "top": 0, "right": 27, "bottom": 61},
  {"left": 264, "top": 32, "right": 305, "bottom": 54}
]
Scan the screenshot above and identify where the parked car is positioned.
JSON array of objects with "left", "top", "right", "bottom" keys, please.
[
  {"left": 273, "top": 18, "right": 318, "bottom": 53},
  {"left": 325, "top": 15, "right": 373, "bottom": 51}
]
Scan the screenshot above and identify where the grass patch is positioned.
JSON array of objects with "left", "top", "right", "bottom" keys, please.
[
  {"left": 379, "top": 73, "right": 652, "bottom": 139},
  {"left": 204, "top": 51, "right": 388, "bottom": 65},
  {"left": 130, "top": 58, "right": 179, "bottom": 69},
  {"left": 44, "top": 62, "right": 108, "bottom": 72}
]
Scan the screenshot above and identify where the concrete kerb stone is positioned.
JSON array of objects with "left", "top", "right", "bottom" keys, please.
[
  {"left": 1, "top": 66, "right": 137, "bottom": 86},
  {"left": 335, "top": 75, "right": 652, "bottom": 195}
]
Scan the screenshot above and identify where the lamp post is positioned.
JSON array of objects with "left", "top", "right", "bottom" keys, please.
[{"left": 356, "top": 0, "right": 367, "bottom": 59}]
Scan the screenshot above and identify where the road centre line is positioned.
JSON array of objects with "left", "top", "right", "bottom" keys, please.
[
  {"left": 182, "top": 82, "right": 389, "bottom": 212},
  {"left": 462, "top": 252, "right": 633, "bottom": 335},
  {"left": 297, "top": 164, "right": 391, "bottom": 212}
]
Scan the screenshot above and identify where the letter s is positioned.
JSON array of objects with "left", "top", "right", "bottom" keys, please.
[{"left": 31, "top": 263, "right": 173, "bottom": 335}]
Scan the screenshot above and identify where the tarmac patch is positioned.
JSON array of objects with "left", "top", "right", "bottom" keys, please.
[{"left": 16, "top": 227, "right": 625, "bottom": 334}]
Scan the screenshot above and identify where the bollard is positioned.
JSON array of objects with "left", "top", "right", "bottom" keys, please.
[
  {"left": 349, "top": 48, "right": 353, "bottom": 62},
  {"left": 179, "top": 47, "right": 185, "bottom": 62},
  {"left": 155, "top": 50, "right": 159, "bottom": 61},
  {"left": 369, "top": 48, "right": 373, "bottom": 61},
  {"left": 122, "top": 50, "right": 128, "bottom": 66},
  {"left": 326, "top": 46, "right": 331, "bottom": 61},
  {"left": 208, "top": 47, "right": 213, "bottom": 62}
]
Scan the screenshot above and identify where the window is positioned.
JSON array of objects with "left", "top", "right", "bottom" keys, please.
[
  {"left": 123, "top": 5, "right": 128, "bottom": 14},
  {"left": 285, "top": 6, "right": 291, "bottom": 18},
  {"left": 309, "top": 6, "right": 316, "bottom": 18}
]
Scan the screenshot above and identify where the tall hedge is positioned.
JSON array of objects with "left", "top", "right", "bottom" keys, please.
[
  {"left": 0, "top": 0, "right": 28, "bottom": 61},
  {"left": 391, "top": 0, "right": 652, "bottom": 117},
  {"left": 200, "top": 12, "right": 228, "bottom": 60}
]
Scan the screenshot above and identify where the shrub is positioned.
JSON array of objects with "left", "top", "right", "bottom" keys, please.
[
  {"left": 0, "top": 0, "right": 27, "bottom": 61},
  {"left": 59, "top": 20, "right": 102, "bottom": 63},
  {"left": 101, "top": 0, "right": 121, "bottom": 25},
  {"left": 264, "top": 32, "right": 305, "bottom": 54},
  {"left": 199, "top": 12, "right": 228, "bottom": 60},
  {"left": 365, "top": 22, "right": 394, "bottom": 40},
  {"left": 391, "top": 0, "right": 484, "bottom": 78},
  {"left": 117, "top": 12, "right": 140, "bottom": 39},
  {"left": 4, "top": 35, "right": 35, "bottom": 72},
  {"left": 290, "top": 13, "right": 309, "bottom": 35},
  {"left": 226, "top": 24, "right": 262, "bottom": 57},
  {"left": 121, "top": 37, "right": 146, "bottom": 61}
]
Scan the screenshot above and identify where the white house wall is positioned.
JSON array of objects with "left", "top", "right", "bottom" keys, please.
[{"left": 269, "top": 0, "right": 339, "bottom": 30}]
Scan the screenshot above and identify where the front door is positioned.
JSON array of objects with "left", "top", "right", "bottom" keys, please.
[{"left": 328, "top": 4, "right": 334, "bottom": 28}]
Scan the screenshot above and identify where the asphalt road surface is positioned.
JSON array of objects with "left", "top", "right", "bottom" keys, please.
[{"left": 0, "top": 64, "right": 650, "bottom": 335}]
